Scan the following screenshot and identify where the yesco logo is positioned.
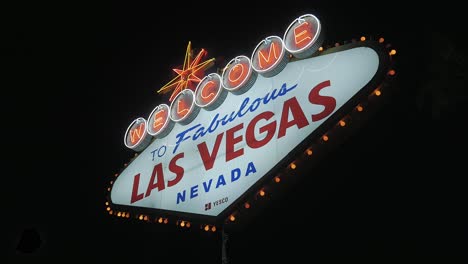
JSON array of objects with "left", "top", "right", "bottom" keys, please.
[{"left": 111, "top": 14, "right": 390, "bottom": 219}]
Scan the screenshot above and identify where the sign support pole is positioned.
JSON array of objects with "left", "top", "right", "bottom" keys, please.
[{"left": 221, "top": 227, "right": 229, "bottom": 264}]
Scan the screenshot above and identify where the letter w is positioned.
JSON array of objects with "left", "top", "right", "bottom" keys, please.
[{"left": 130, "top": 123, "right": 144, "bottom": 144}]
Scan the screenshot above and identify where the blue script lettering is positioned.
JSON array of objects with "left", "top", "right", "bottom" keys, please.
[{"left": 172, "top": 83, "right": 297, "bottom": 153}]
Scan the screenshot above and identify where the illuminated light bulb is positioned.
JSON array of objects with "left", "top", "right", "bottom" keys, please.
[
  {"left": 388, "top": 69, "right": 396, "bottom": 76},
  {"left": 322, "top": 135, "right": 329, "bottom": 142},
  {"left": 107, "top": 187, "right": 111, "bottom": 191},
  {"left": 211, "top": 226, "right": 216, "bottom": 232},
  {"left": 379, "top": 37, "right": 385, "bottom": 43},
  {"left": 204, "top": 225, "right": 210, "bottom": 231},
  {"left": 306, "top": 149, "right": 313, "bottom": 156},
  {"left": 143, "top": 216, "right": 148, "bottom": 221},
  {"left": 124, "top": 163, "right": 127, "bottom": 167},
  {"left": 180, "top": 221, "right": 185, "bottom": 227},
  {"left": 274, "top": 176, "right": 281, "bottom": 183},
  {"left": 126, "top": 213, "right": 130, "bottom": 218},
  {"left": 357, "top": 105, "right": 364, "bottom": 112},
  {"left": 318, "top": 47, "right": 323, "bottom": 52},
  {"left": 259, "top": 190, "right": 265, "bottom": 197},
  {"left": 117, "top": 212, "right": 121, "bottom": 217},
  {"left": 139, "top": 215, "right": 143, "bottom": 220},
  {"left": 186, "top": 222, "right": 191, "bottom": 228},
  {"left": 375, "top": 90, "right": 381, "bottom": 96},
  {"left": 110, "top": 181, "right": 113, "bottom": 185},
  {"left": 229, "top": 215, "right": 236, "bottom": 222},
  {"left": 290, "top": 162, "right": 296, "bottom": 169},
  {"left": 114, "top": 173, "right": 118, "bottom": 177},
  {"left": 360, "top": 36, "right": 366, "bottom": 41},
  {"left": 105, "top": 202, "right": 109, "bottom": 206},
  {"left": 389, "top": 49, "right": 397, "bottom": 56},
  {"left": 244, "top": 202, "right": 250, "bottom": 209},
  {"left": 106, "top": 207, "right": 111, "bottom": 211},
  {"left": 109, "top": 210, "right": 113, "bottom": 215},
  {"left": 335, "top": 42, "right": 340, "bottom": 47},
  {"left": 339, "top": 120, "right": 346, "bottom": 127},
  {"left": 158, "top": 217, "right": 163, "bottom": 223},
  {"left": 163, "top": 218, "right": 168, "bottom": 224}
]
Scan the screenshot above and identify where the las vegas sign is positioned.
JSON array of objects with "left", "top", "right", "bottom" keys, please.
[{"left": 106, "top": 14, "right": 395, "bottom": 226}]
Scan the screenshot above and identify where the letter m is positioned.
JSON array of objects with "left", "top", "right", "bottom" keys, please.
[{"left": 258, "top": 41, "right": 281, "bottom": 69}]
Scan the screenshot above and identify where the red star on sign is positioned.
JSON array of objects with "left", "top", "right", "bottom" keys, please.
[{"left": 158, "top": 41, "right": 215, "bottom": 101}]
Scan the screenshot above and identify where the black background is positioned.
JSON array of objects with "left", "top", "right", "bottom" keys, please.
[{"left": 5, "top": 1, "right": 467, "bottom": 261}]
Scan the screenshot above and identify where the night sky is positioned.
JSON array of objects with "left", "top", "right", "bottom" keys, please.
[{"left": 6, "top": 1, "right": 467, "bottom": 261}]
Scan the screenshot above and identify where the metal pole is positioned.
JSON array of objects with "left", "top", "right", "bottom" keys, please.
[{"left": 221, "top": 228, "right": 229, "bottom": 264}]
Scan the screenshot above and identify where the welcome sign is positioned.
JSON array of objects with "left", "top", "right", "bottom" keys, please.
[{"left": 108, "top": 14, "right": 391, "bottom": 222}]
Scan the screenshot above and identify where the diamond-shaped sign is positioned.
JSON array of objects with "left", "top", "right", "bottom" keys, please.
[
  {"left": 111, "top": 47, "right": 389, "bottom": 219},
  {"left": 107, "top": 14, "right": 392, "bottom": 225}
]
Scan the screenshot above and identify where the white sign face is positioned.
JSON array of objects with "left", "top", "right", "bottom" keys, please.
[{"left": 111, "top": 45, "right": 384, "bottom": 217}]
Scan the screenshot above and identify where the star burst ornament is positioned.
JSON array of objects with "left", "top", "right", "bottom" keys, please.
[{"left": 157, "top": 41, "right": 215, "bottom": 101}]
